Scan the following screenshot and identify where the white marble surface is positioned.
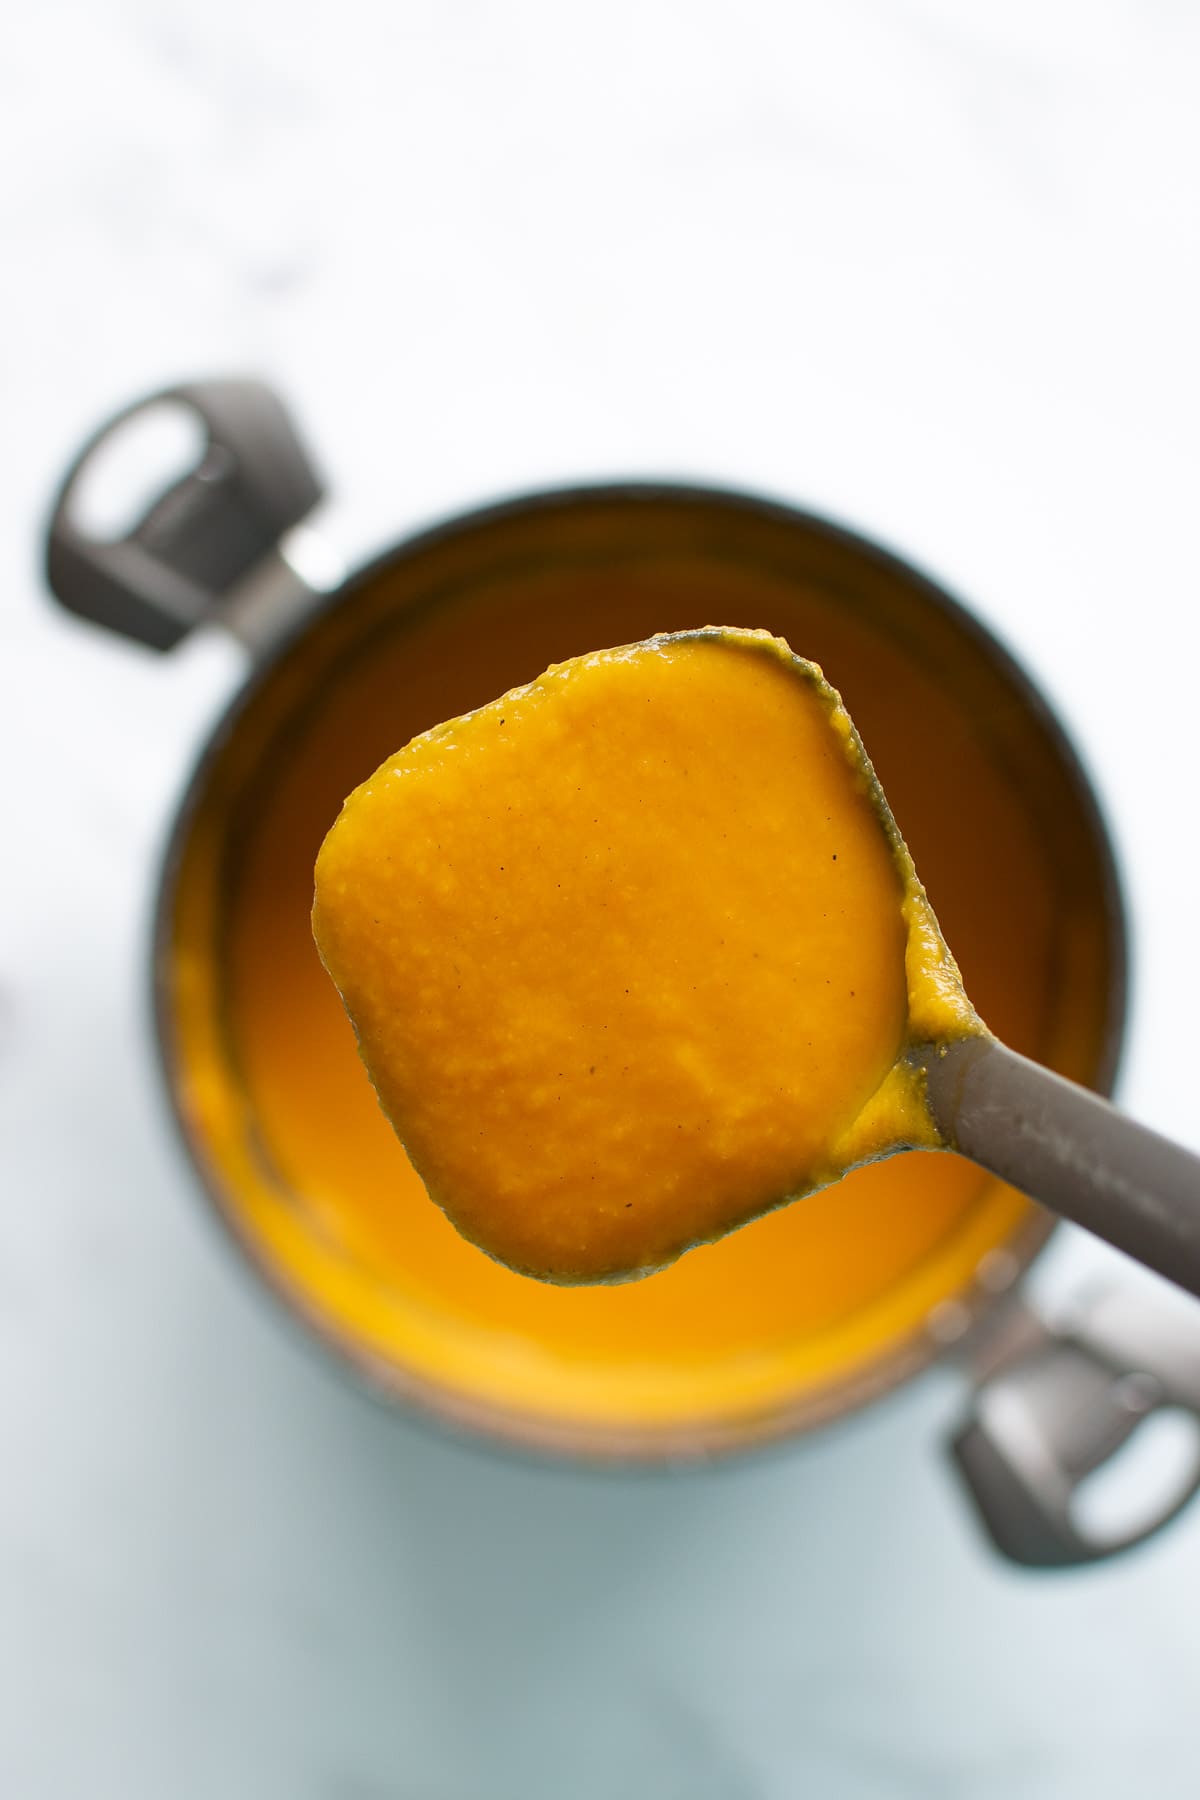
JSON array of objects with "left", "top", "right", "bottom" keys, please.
[{"left": 5, "top": 1, "right": 1200, "bottom": 1794}]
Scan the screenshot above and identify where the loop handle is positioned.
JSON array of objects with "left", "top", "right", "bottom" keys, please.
[{"left": 45, "top": 378, "right": 324, "bottom": 650}]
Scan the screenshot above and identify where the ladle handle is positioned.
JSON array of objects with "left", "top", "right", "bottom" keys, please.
[{"left": 925, "top": 1037, "right": 1200, "bottom": 1299}]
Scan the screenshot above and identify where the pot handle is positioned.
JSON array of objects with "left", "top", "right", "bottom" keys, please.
[
  {"left": 950, "top": 1287, "right": 1200, "bottom": 1566},
  {"left": 45, "top": 378, "right": 325, "bottom": 651}
]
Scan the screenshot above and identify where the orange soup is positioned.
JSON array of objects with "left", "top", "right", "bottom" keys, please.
[{"left": 313, "top": 629, "right": 981, "bottom": 1283}]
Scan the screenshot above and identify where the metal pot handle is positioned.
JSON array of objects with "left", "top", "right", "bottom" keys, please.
[
  {"left": 951, "top": 1287, "right": 1200, "bottom": 1566},
  {"left": 45, "top": 378, "right": 325, "bottom": 652}
]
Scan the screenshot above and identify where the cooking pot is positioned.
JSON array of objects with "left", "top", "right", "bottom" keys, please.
[{"left": 45, "top": 378, "right": 1200, "bottom": 1566}]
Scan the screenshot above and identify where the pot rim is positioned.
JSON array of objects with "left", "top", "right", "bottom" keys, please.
[{"left": 152, "top": 478, "right": 1130, "bottom": 1466}]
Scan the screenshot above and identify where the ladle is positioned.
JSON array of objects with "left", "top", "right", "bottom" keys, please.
[{"left": 312, "top": 627, "right": 1200, "bottom": 1297}]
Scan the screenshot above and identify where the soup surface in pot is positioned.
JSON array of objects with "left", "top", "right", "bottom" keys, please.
[{"left": 166, "top": 518, "right": 1115, "bottom": 1447}]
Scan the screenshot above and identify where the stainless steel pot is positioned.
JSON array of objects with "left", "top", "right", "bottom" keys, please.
[{"left": 45, "top": 378, "right": 1200, "bottom": 1567}]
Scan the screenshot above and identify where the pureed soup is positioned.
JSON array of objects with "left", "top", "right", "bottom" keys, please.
[
  {"left": 312, "top": 629, "right": 981, "bottom": 1285},
  {"left": 166, "top": 525, "right": 1115, "bottom": 1448}
]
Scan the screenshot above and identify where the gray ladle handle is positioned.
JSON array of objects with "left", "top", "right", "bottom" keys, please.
[{"left": 925, "top": 1037, "right": 1200, "bottom": 1298}]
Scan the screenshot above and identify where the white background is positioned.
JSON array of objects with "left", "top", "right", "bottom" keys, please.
[{"left": 4, "top": 2, "right": 1200, "bottom": 1794}]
